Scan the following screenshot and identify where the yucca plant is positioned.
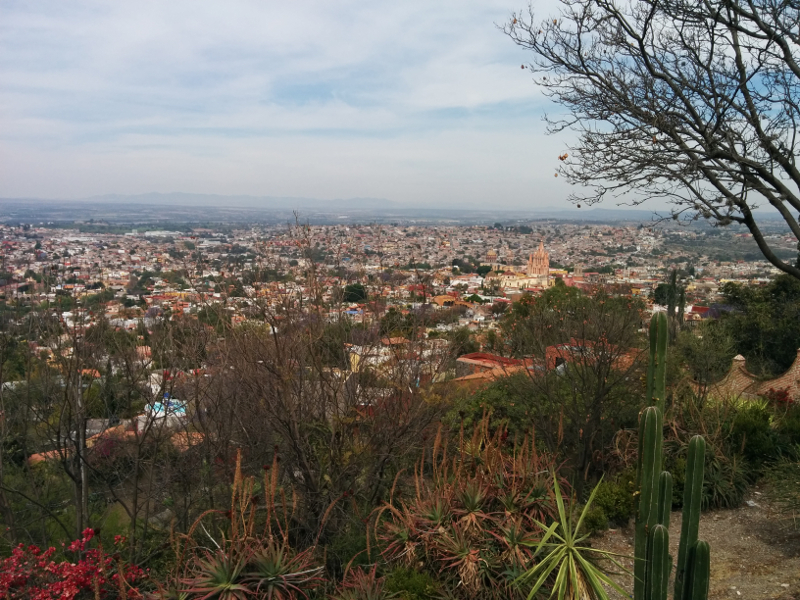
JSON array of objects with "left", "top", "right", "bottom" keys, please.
[{"left": 518, "top": 477, "right": 630, "bottom": 600}]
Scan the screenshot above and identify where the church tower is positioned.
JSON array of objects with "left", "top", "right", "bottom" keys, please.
[{"left": 526, "top": 241, "right": 549, "bottom": 280}]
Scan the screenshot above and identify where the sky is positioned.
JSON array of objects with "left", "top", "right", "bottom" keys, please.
[{"left": 0, "top": 0, "right": 577, "bottom": 209}]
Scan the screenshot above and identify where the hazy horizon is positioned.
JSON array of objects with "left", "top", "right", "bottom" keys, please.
[{"left": 0, "top": 1, "right": 616, "bottom": 211}]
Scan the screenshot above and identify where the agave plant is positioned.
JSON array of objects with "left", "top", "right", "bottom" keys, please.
[
  {"left": 518, "top": 477, "right": 630, "bottom": 600},
  {"left": 454, "top": 481, "right": 491, "bottom": 532},
  {"left": 519, "top": 480, "right": 557, "bottom": 527},
  {"left": 181, "top": 548, "right": 250, "bottom": 600},
  {"left": 419, "top": 496, "right": 451, "bottom": 528},
  {"left": 496, "top": 487, "right": 522, "bottom": 516},
  {"left": 435, "top": 523, "right": 493, "bottom": 595},
  {"left": 376, "top": 419, "right": 566, "bottom": 599},
  {"left": 378, "top": 504, "right": 423, "bottom": 566},
  {"left": 330, "top": 565, "right": 389, "bottom": 600},
  {"left": 173, "top": 449, "right": 330, "bottom": 600},
  {"left": 490, "top": 518, "right": 535, "bottom": 568},
  {"left": 244, "top": 543, "right": 324, "bottom": 600}
]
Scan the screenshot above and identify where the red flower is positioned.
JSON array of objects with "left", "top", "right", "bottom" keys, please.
[{"left": 0, "top": 536, "right": 146, "bottom": 600}]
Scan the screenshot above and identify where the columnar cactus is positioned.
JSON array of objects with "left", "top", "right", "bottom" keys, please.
[
  {"left": 684, "top": 540, "right": 710, "bottom": 600},
  {"left": 634, "top": 313, "right": 709, "bottom": 600},
  {"left": 645, "top": 312, "right": 668, "bottom": 414},
  {"left": 645, "top": 524, "right": 670, "bottom": 600},
  {"left": 656, "top": 471, "right": 672, "bottom": 530},
  {"left": 674, "top": 435, "right": 706, "bottom": 600},
  {"left": 634, "top": 406, "right": 663, "bottom": 600}
]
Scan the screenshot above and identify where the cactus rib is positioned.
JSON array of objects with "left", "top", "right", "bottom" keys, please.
[
  {"left": 684, "top": 540, "right": 710, "bottom": 600},
  {"left": 674, "top": 435, "right": 706, "bottom": 600}
]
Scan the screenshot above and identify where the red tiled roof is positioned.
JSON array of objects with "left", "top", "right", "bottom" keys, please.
[{"left": 457, "top": 353, "right": 522, "bottom": 367}]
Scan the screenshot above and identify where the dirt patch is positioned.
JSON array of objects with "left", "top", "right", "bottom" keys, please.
[{"left": 591, "top": 484, "right": 800, "bottom": 599}]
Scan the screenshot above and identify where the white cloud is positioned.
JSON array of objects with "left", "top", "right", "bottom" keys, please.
[{"left": 0, "top": 0, "right": 573, "bottom": 206}]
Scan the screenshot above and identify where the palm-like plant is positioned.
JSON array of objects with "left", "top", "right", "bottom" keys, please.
[{"left": 518, "top": 477, "right": 630, "bottom": 600}]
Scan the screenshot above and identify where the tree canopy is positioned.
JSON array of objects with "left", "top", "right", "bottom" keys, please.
[
  {"left": 717, "top": 274, "right": 800, "bottom": 376},
  {"left": 343, "top": 283, "right": 367, "bottom": 303},
  {"left": 507, "top": 0, "right": 800, "bottom": 278}
]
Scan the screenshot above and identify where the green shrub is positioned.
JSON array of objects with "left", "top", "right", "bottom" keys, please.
[
  {"left": 667, "top": 437, "right": 750, "bottom": 510},
  {"left": 590, "top": 472, "right": 636, "bottom": 527},
  {"left": 325, "top": 522, "right": 371, "bottom": 576},
  {"left": 581, "top": 504, "right": 609, "bottom": 535},
  {"left": 446, "top": 373, "right": 535, "bottom": 438},
  {"left": 730, "top": 403, "right": 779, "bottom": 465},
  {"left": 702, "top": 453, "right": 749, "bottom": 510},
  {"left": 666, "top": 455, "right": 687, "bottom": 508},
  {"left": 385, "top": 567, "right": 439, "bottom": 600},
  {"left": 776, "top": 406, "right": 800, "bottom": 448},
  {"left": 765, "top": 450, "right": 800, "bottom": 514},
  {"left": 579, "top": 471, "right": 636, "bottom": 535}
]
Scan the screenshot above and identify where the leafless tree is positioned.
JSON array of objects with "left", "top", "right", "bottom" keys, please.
[
  {"left": 506, "top": 0, "right": 800, "bottom": 278},
  {"left": 501, "top": 289, "right": 646, "bottom": 493}
]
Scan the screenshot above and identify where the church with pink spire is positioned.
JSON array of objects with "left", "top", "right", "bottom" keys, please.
[
  {"left": 484, "top": 240, "right": 551, "bottom": 291},
  {"left": 526, "top": 240, "right": 550, "bottom": 281}
]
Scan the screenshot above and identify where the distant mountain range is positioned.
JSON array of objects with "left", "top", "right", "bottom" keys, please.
[
  {"left": 1, "top": 193, "right": 660, "bottom": 218},
  {"left": 0, "top": 193, "right": 785, "bottom": 225},
  {"left": 70, "top": 192, "right": 401, "bottom": 211}
]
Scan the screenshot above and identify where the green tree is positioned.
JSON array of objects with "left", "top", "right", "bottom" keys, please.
[
  {"left": 449, "top": 372, "right": 535, "bottom": 436},
  {"left": 380, "top": 307, "right": 412, "bottom": 338},
  {"left": 717, "top": 274, "right": 800, "bottom": 376},
  {"left": 653, "top": 284, "right": 670, "bottom": 306},
  {"left": 451, "top": 258, "right": 475, "bottom": 274},
  {"left": 673, "top": 324, "right": 735, "bottom": 403},
  {"left": 496, "top": 286, "right": 645, "bottom": 492},
  {"left": 446, "top": 327, "right": 479, "bottom": 358},
  {"left": 197, "top": 305, "right": 231, "bottom": 333},
  {"left": 343, "top": 283, "right": 367, "bottom": 303}
]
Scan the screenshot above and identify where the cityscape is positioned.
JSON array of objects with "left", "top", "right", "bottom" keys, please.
[
  {"left": 0, "top": 215, "right": 792, "bottom": 322},
  {"left": 3, "top": 0, "right": 800, "bottom": 598}
]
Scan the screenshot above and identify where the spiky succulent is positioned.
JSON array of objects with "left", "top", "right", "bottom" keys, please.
[{"left": 181, "top": 549, "right": 250, "bottom": 600}]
